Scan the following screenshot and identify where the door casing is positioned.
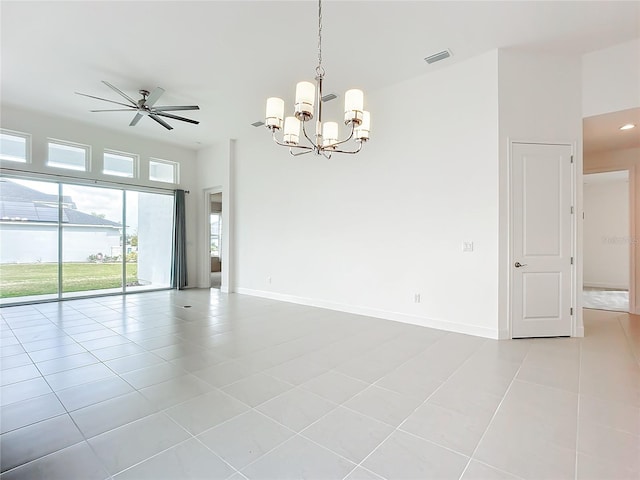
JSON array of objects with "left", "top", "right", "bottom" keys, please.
[{"left": 508, "top": 140, "right": 579, "bottom": 338}]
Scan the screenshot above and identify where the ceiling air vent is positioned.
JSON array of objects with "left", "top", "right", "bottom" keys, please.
[
  {"left": 251, "top": 121, "right": 265, "bottom": 127},
  {"left": 424, "top": 49, "right": 452, "bottom": 65}
]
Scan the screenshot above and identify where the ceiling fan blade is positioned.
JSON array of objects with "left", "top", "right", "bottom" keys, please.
[
  {"left": 149, "top": 114, "right": 173, "bottom": 130},
  {"left": 130, "top": 112, "right": 144, "bottom": 126},
  {"left": 102, "top": 81, "right": 137, "bottom": 106},
  {"left": 152, "top": 105, "right": 200, "bottom": 112},
  {"left": 154, "top": 112, "right": 199, "bottom": 125},
  {"left": 90, "top": 108, "right": 136, "bottom": 112},
  {"left": 76, "top": 92, "right": 133, "bottom": 108},
  {"left": 144, "top": 87, "right": 165, "bottom": 108}
]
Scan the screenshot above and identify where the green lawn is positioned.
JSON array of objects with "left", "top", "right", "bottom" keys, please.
[{"left": 0, "top": 263, "right": 138, "bottom": 298}]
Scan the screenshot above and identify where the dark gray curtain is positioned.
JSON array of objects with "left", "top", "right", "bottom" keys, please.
[{"left": 171, "top": 189, "right": 188, "bottom": 289}]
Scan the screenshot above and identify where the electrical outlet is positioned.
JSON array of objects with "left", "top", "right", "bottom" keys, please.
[
  {"left": 414, "top": 293, "right": 421, "bottom": 303},
  {"left": 463, "top": 241, "right": 474, "bottom": 252}
]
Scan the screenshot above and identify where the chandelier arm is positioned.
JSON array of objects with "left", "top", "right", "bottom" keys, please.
[
  {"left": 301, "top": 119, "right": 320, "bottom": 149},
  {"left": 330, "top": 142, "right": 364, "bottom": 155},
  {"left": 328, "top": 123, "right": 356, "bottom": 149},
  {"left": 290, "top": 148, "right": 313, "bottom": 157},
  {"left": 271, "top": 130, "right": 313, "bottom": 150}
]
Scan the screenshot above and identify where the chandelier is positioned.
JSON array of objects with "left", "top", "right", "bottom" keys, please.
[{"left": 264, "top": 0, "right": 370, "bottom": 158}]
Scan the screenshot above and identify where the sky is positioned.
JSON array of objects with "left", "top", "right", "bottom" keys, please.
[{"left": 12, "top": 178, "right": 140, "bottom": 232}]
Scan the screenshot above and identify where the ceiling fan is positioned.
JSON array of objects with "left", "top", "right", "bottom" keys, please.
[{"left": 76, "top": 81, "right": 200, "bottom": 130}]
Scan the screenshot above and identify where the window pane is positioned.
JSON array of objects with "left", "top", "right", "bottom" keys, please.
[
  {"left": 210, "top": 213, "right": 220, "bottom": 256},
  {"left": 126, "top": 191, "right": 173, "bottom": 291},
  {"left": 0, "top": 178, "right": 59, "bottom": 303},
  {"left": 149, "top": 159, "right": 177, "bottom": 183},
  {"left": 48, "top": 142, "right": 87, "bottom": 171},
  {"left": 0, "top": 131, "right": 28, "bottom": 163},
  {"left": 104, "top": 152, "right": 135, "bottom": 178},
  {"left": 61, "top": 184, "right": 124, "bottom": 297}
]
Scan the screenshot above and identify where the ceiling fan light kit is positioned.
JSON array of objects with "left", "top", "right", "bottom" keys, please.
[
  {"left": 76, "top": 81, "right": 200, "bottom": 130},
  {"left": 264, "top": 0, "right": 371, "bottom": 159}
]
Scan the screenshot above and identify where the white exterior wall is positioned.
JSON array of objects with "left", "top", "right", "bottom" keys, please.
[
  {"left": 1, "top": 224, "right": 58, "bottom": 263},
  {"left": 0, "top": 224, "right": 120, "bottom": 263},
  {"left": 137, "top": 192, "right": 174, "bottom": 287}
]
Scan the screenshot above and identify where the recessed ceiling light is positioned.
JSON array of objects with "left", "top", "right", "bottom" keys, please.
[{"left": 620, "top": 123, "right": 636, "bottom": 130}]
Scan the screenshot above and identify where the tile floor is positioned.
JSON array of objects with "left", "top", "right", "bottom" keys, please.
[{"left": 0, "top": 290, "right": 639, "bottom": 480}]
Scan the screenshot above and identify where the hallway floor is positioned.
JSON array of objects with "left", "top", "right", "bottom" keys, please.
[
  {"left": 210, "top": 272, "right": 221, "bottom": 290},
  {"left": 1, "top": 290, "right": 638, "bottom": 479},
  {"left": 583, "top": 287, "right": 629, "bottom": 312}
]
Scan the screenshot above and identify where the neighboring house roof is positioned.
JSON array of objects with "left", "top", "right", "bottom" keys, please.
[
  {"left": 0, "top": 179, "right": 75, "bottom": 207},
  {"left": 0, "top": 180, "right": 121, "bottom": 227}
]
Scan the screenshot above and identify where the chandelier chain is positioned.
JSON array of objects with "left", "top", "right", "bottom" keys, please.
[{"left": 316, "top": 0, "right": 324, "bottom": 76}]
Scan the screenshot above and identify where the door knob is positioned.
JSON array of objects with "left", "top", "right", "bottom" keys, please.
[{"left": 514, "top": 262, "right": 527, "bottom": 268}]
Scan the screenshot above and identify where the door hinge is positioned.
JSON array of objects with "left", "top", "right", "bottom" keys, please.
[
  {"left": 571, "top": 206, "right": 574, "bottom": 214},
  {"left": 570, "top": 155, "right": 574, "bottom": 164},
  {"left": 570, "top": 307, "right": 574, "bottom": 315},
  {"left": 570, "top": 257, "right": 574, "bottom": 265}
]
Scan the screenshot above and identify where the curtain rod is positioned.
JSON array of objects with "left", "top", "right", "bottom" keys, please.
[{"left": 0, "top": 166, "right": 187, "bottom": 194}]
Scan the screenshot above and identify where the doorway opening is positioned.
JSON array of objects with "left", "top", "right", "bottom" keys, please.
[
  {"left": 209, "top": 192, "right": 222, "bottom": 289},
  {"left": 583, "top": 170, "right": 630, "bottom": 312},
  {"left": 582, "top": 106, "right": 640, "bottom": 315}
]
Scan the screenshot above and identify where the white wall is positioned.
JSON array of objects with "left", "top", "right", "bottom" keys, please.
[
  {"left": 232, "top": 51, "right": 501, "bottom": 338},
  {"left": 0, "top": 105, "right": 200, "bottom": 287},
  {"left": 582, "top": 39, "right": 640, "bottom": 117},
  {"left": 195, "top": 140, "right": 235, "bottom": 291},
  {"left": 497, "top": 49, "right": 583, "bottom": 337},
  {"left": 583, "top": 173, "right": 630, "bottom": 289}
]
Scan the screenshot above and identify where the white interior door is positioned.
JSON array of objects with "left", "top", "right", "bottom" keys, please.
[{"left": 511, "top": 143, "right": 573, "bottom": 338}]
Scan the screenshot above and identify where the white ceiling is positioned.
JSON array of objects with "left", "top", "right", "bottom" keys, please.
[{"left": 1, "top": 1, "right": 639, "bottom": 150}]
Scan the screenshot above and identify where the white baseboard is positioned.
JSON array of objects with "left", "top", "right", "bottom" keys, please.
[
  {"left": 497, "top": 329, "right": 511, "bottom": 340},
  {"left": 236, "top": 288, "right": 501, "bottom": 339}
]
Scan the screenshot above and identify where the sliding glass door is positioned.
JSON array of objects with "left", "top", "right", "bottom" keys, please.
[
  {"left": 0, "top": 176, "right": 174, "bottom": 304},
  {"left": 0, "top": 178, "right": 59, "bottom": 302},
  {"left": 125, "top": 191, "right": 173, "bottom": 292},
  {"left": 61, "top": 184, "right": 125, "bottom": 298}
]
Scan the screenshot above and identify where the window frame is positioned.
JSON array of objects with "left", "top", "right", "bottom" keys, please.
[
  {"left": 0, "top": 129, "right": 31, "bottom": 164},
  {"left": 103, "top": 149, "right": 139, "bottom": 178},
  {"left": 47, "top": 138, "right": 91, "bottom": 172},
  {"left": 149, "top": 157, "right": 179, "bottom": 184}
]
